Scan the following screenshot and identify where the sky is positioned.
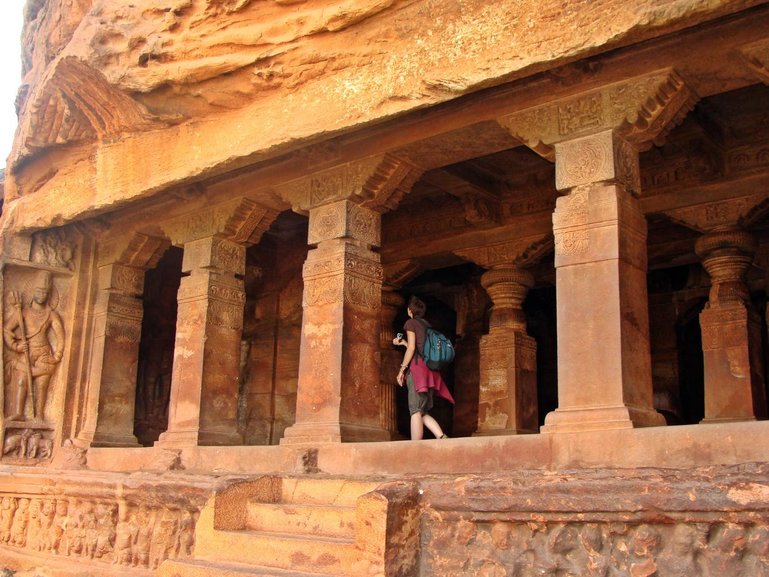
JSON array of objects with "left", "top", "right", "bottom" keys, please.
[{"left": 0, "top": 1, "right": 25, "bottom": 166}]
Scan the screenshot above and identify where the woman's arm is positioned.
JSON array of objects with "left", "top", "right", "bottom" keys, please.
[{"left": 396, "top": 330, "right": 417, "bottom": 386}]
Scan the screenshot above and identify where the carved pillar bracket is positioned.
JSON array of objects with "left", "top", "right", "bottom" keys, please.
[
  {"left": 161, "top": 197, "right": 279, "bottom": 247},
  {"left": 282, "top": 199, "right": 388, "bottom": 444},
  {"left": 497, "top": 68, "right": 697, "bottom": 164},
  {"left": 739, "top": 37, "right": 769, "bottom": 85},
  {"left": 695, "top": 227, "right": 766, "bottom": 423},
  {"left": 276, "top": 153, "right": 423, "bottom": 214},
  {"left": 82, "top": 232, "right": 170, "bottom": 448}
]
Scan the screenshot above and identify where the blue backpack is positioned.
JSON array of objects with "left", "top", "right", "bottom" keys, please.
[{"left": 417, "top": 319, "right": 455, "bottom": 371}]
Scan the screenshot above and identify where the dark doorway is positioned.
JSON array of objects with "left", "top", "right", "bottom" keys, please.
[{"left": 134, "top": 246, "right": 183, "bottom": 446}]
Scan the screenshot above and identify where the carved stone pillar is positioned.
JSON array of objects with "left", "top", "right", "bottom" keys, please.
[
  {"left": 476, "top": 266, "right": 538, "bottom": 435},
  {"left": 79, "top": 233, "right": 169, "bottom": 448},
  {"left": 157, "top": 236, "right": 246, "bottom": 447},
  {"left": 497, "top": 70, "right": 696, "bottom": 433},
  {"left": 281, "top": 200, "right": 388, "bottom": 444},
  {"left": 541, "top": 130, "right": 665, "bottom": 433},
  {"left": 153, "top": 198, "right": 276, "bottom": 449},
  {"left": 379, "top": 288, "right": 404, "bottom": 438},
  {"left": 696, "top": 227, "right": 766, "bottom": 422},
  {"left": 87, "top": 264, "right": 145, "bottom": 447}
]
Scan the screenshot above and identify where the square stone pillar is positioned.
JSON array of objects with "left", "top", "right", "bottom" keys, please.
[
  {"left": 542, "top": 130, "right": 665, "bottom": 433},
  {"left": 281, "top": 200, "right": 388, "bottom": 444},
  {"left": 476, "top": 267, "right": 538, "bottom": 435},
  {"left": 156, "top": 236, "right": 246, "bottom": 448},
  {"left": 696, "top": 228, "right": 767, "bottom": 422},
  {"left": 83, "top": 264, "right": 145, "bottom": 447}
]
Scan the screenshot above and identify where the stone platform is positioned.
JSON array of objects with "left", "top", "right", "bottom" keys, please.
[{"left": 1, "top": 421, "right": 768, "bottom": 576}]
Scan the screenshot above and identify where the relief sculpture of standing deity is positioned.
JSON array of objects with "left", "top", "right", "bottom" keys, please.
[{"left": 3, "top": 271, "right": 65, "bottom": 422}]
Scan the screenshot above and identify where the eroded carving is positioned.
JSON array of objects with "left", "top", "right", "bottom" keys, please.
[
  {"left": 3, "top": 271, "right": 65, "bottom": 423},
  {"left": 0, "top": 494, "right": 197, "bottom": 569},
  {"left": 30, "top": 229, "right": 76, "bottom": 271}
]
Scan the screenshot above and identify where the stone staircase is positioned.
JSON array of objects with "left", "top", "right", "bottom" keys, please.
[{"left": 157, "top": 476, "right": 420, "bottom": 577}]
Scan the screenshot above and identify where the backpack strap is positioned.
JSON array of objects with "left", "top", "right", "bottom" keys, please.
[{"left": 414, "top": 317, "right": 429, "bottom": 359}]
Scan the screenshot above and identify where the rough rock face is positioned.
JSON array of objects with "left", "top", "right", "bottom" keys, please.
[{"left": 10, "top": 0, "right": 763, "bottom": 175}]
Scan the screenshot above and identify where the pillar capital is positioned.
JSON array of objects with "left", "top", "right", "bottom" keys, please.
[
  {"left": 481, "top": 265, "right": 534, "bottom": 331},
  {"left": 695, "top": 227, "right": 756, "bottom": 306},
  {"left": 307, "top": 200, "right": 381, "bottom": 247}
]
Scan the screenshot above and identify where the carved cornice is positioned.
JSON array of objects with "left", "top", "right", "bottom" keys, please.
[
  {"left": 497, "top": 69, "right": 698, "bottom": 159},
  {"left": 739, "top": 38, "right": 769, "bottom": 85},
  {"left": 161, "top": 197, "right": 279, "bottom": 246},
  {"left": 17, "top": 57, "right": 164, "bottom": 159},
  {"left": 454, "top": 234, "right": 553, "bottom": 268},
  {"left": 276, "top": 154, "right": 422, "bottom": 213}
]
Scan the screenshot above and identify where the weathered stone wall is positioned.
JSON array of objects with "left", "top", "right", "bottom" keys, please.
[{"left": 421, "top": 465, "right": 769, "bottom": 577}]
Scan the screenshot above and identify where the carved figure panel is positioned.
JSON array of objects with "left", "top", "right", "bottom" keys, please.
[
  {"left": 3, "top": 270, "right": 66, "bottom": 426},
  {"left": 30, "top": 229, "right": 76, "bottom": 271},
  {"left": 0, "top": 494, "right": 197, "bottom": 570},
  {"left": 423, "top": 518, "right": 769, "bottom": 577}
]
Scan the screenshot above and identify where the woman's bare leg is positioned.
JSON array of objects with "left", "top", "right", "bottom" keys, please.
[
  {"left": 410, "top": 412, "right": 424, "bottom": 440},
  {"left": 423, "top": 414, "right": 445, "bottom": 438}
]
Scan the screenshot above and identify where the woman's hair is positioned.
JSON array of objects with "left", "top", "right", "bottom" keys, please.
[{"left": 408, "top": 295, "right": 426, "bottom": 319}]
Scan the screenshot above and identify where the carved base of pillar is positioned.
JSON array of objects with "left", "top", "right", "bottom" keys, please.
[
  {"left": 155, "top": 429, "right": 200, "bottom": 449},
  {"left": 198, "top": 429, "right": 243, "bottom": 446},
  {"left": 280, "top": 422, "right": 391, "bottom": 445},
  {"left": 91, "top": 431, "right": 141, "bottom": 448},
  {"left": 700, "top": 415, "right": 757, "bottom": 425},
  {"left": 541, "top": 405, "right": 665, "bottom": 434}
]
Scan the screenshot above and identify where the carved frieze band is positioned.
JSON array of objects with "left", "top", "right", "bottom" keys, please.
[
  {"left": 303, "top": 244, "right": 383, "bottom": 309},
  {"left": 163, "top": 198, "right": 277, "bottom": 247},
  {"left": 0, "top": 493, "right": 198, "bottom": 570},
  {"left": 700, "top": 306, "right": 753, "bottom": 351},
  {"left": 497, "top": 69, "right": 697, "bottom": 158},
  {"left": 277, "top": 154, "right": 422, "bottom": 213}
]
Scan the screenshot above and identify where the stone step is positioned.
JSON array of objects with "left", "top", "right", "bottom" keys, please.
[
  {"left": 247, "top": 501, "right": 356, "bottom": 539},
  {"left": 195, "top": 529, "right": 359, "bottom": 575},
  {"left": 278, "top": 477, "right": 380, "bottom": 507},
  {"left": 158, "top": 558, "right": 335, "bottom": 577}
]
